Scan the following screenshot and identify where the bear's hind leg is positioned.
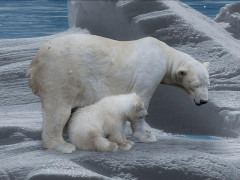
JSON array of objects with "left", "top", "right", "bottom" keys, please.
[
  {"left": 42, "top": 101, "right": 76, "bottom": 153},
  {"left": 89, "top": 132, "right": 118, "bottom": 152}
]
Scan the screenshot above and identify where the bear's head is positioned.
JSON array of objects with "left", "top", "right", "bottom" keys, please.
[
  {"left": 174, "top": 59, "right": 210, "bottom": 106},
  {"left": 127, "top": 93, "right": 148, "bottom": 120}
]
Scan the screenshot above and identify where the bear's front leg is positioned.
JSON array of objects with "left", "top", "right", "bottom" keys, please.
[{"left": 131, "top": 118, "right": 157, "bottom": 142}]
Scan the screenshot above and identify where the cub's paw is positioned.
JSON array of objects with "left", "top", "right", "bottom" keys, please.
[
  {"left": 126, "top": 140, "right": 134, "bottom": 146},
  {"left": 133, "top": 130, "right": 157, "bottom": 142},
  {"left": 119, "top": 142, "right": 132, "bottom": 150},
  {"left": 107, "top": 142, "right": 118, "bottom": 152}
]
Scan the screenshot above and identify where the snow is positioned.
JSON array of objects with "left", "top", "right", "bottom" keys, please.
[
  {"left": 1, "top": 0, "right": 240, "bottom": 179},
  {"left": 214, "top": 2, "right": 240, "bottom": 39},
  {"left": 1, "top": 106, "right": 240, "bottom": 180}
]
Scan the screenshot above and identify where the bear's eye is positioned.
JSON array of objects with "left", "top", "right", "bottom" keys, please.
[
  {"left": 135, "top": 106, "right": 141, "bottom": 111},
  {"left": 136, "top": 107, "right": 144, "bottom": 111},
  {"left": 188, "top": 87, "right": 195, "bottom": 91}
]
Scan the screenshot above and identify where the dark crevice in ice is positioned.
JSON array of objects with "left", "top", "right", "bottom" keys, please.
[
  {"left": 0, "top": 126, "right": 41, "bottom": 146},
  {"left": 147, "top": 85, "right": 239, "bottom": 138}
]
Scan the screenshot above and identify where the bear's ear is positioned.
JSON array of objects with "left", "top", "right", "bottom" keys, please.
[
  {"left": 131, "top": 92, "right": 137, "bottom": 97},
  {"left": 203, "top": 62, "right": 210, "bottom": 70},
  {"left": 176, "top": 68, "right": 187, "bottom": 80}
]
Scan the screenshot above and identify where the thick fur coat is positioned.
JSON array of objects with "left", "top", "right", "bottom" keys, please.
[{"left": 68, "top": 93, "right": 148, "bottom": 152}]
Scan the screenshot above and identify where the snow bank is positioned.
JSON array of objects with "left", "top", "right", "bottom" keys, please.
[{"left": 215, "top": 2, "right": 240, "bottom": 39}]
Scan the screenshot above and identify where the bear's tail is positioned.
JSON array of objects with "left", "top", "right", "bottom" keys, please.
[
  {"left": 26, "top": 55, "right": 40, "bottom": 95},
  {"left": 26, "top": 67, "right": 32, "bottom": 78}
]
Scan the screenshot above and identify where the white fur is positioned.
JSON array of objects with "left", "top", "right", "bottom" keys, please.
[
  {"left": 68, "top": 93, "right": 147, "bottom": 152},
  {"left": 27, "top": 34, "right": 210, "bottom": 153}
]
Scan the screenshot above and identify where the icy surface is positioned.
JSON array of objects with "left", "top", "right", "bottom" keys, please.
[
  {"left": 214, "top": 2, "right": 240, "bottom": 39},
  {"left": 1, "top": 0, "right": 240, "bottom": 179},
  {"left": 1, "top": 106, "right": 240, "bottom": 180}
]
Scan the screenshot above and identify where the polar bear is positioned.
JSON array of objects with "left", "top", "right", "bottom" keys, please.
[
  {"left": 68, "top": 93, "right": 148, "bottom": 152},
  {"left": 27, "top": 34, "right": 210, "bottom": 153}
]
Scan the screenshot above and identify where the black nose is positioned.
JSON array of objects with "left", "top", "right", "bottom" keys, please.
[{"left": 200, "top": 100, "right": 208, "bottom": 104}]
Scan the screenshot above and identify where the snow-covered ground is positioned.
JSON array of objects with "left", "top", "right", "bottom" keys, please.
[{"left": 1, "top": 0, "right": 240, "bottom": 179}]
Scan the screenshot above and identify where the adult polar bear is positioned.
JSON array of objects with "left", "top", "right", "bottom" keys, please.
[{"left": 27, "top": 34, "right": 210, "bottom": 153}]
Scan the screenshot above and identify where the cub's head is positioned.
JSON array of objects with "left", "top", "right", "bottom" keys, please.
[
  {"left": 127, "top": 93, "right": 148, "bottom": 121},
  {"left": 174, "top": 59, "right": 210, "bottom": 106}
]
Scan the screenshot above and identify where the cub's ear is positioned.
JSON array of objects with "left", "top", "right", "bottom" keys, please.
[
  {"left": 134, "top": 103, "right": 142, "bottom": 112},
  {"left": 176, "top": 68, "right": 187, "bottom": 80},
  {"left": 203, "top": 62, "right": 210, "bottom": 69}
]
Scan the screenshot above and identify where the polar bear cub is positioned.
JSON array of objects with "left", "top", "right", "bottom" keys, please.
[{"left": 68, "top": 93, "right": 148, "bottom": 152}]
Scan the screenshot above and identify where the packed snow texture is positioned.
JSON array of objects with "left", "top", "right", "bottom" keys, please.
[
  {"left": 214, "top": 2, "right": 240, "bottom": 39},
  {"left": 1, "top": 0, "right": 240, "bottom": 179}
]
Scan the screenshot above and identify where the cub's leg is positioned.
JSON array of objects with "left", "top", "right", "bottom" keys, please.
[
  {"left": 42, "top": 99, "right": 76, "bottom": 153},
  {"left": 89, "top": 132, "right": 118, "bottom": 152},
  {"left": 120, "top": 132, "right": 134, "bottom": 150},
  {"left": 122, "top": 132, "right": 134, "bottom": 146},
  {"left": 109, "top": 130, "right": 133, "bottom": 150}
]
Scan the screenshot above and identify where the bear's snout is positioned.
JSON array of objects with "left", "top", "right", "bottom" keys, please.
[
  {"left": 200, "top": 100, "right": 208, "bottom": 104},
  {"left": 194, "top": 99, "right": 208, "bottom": 106}
]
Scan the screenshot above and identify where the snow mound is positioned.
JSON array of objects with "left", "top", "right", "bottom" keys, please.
[
  {"left": 215, "top": 2, "right": 240, "bottom": 39},
  {"left": 69, "top": 0, "right": 240, "bottom": 136}
]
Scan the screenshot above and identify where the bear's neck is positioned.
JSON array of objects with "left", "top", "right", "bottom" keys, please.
[{"left": 161, "top": 50, "right": 185, "bottom": 86}]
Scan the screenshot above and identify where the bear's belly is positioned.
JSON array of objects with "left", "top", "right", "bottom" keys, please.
[
  {"left": 73, "top": 79, "right": 132, "bottom": 108},
  {"left": 72, "top": 72, "right": 158, "bottom": 110}
]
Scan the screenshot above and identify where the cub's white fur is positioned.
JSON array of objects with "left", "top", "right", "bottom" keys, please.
[
  {"left": 27, "top": 34, "right": 210, "bottom": 153},
  {"left": 68, "top": 93, "right": 148, "bottom": 152}
]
